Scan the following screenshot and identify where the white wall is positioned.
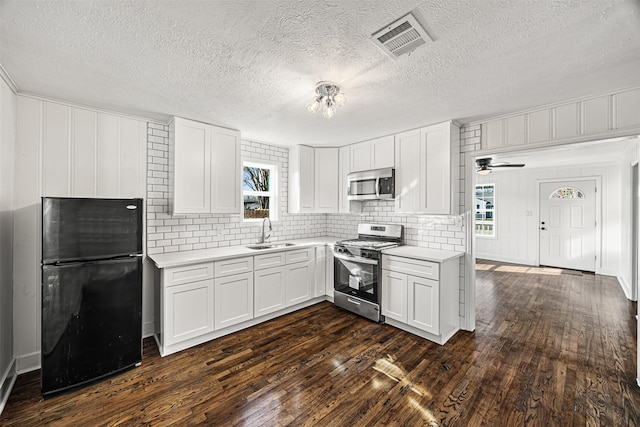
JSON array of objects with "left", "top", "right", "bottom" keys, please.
[
  {"left": 619, "top": 139, "right": 640, "bottom": 299},
  {"left": 0, "top": 75, "right": 17, "bottom": 406},
  {"left": 13, "top": 96, "right": 147, "bottom": 371},
  {"left": 475, "top": 162, "right": 623, "bottom": 276}
]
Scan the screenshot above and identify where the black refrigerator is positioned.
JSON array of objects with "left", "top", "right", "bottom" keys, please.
[{"left": 41, "top": 197, "right": 143, "bottom": 396}]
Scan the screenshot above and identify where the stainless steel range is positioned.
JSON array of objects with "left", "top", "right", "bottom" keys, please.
[{"left": 333, "top": 223, "right": 403, "bottom": 322}]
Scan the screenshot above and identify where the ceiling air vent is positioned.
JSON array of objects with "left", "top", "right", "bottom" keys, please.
[{"left": 371, "top": 12, "right": 432, "bottom": 59}]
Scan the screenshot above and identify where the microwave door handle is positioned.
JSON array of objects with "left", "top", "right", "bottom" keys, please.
[{"left": 375, "top": 177, "right": 380, "bottom": 198}]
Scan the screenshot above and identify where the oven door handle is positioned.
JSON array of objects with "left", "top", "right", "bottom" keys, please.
[{"left": 333, "top": 252, "right": 378, "bottom": 265}]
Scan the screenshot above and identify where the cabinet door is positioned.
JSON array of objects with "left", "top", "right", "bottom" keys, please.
[
  {"left": 314, "top": 148, "right": 339, "bottom": 212},
  {"left": 254, "top": 266, "right": 286, "bottom": 317},
  {"left": 285, "top": 261, "right": 314, "bottom": 306},
  {"left": 299, "top": 146, "right": 315, "bottom": 212},
  {"left": 172, "top": 118, "right": 212, "bottom": 214},
  {"left": 211, "top": 127, "right": 241, "bottom": 213},
  {"left": 314, "top": 246, "right": 326, "bottom": 297},
  {"left": 394, "top": 129, "right": 421, "bottom": 213},
  {"left": 325, "top": 248, "right": 334, "bottom": 297},
  {"left": 420, "top": 122, "right": 459, "bottom": 214},
  {"left": 349, "top": 141, "right": 371, "bottom": 172},
  {"left": 164, "top": 279, "right": 214, "bottom": 345},
  {"left": 381, "top": 270, "right": 407, "bottom": 322},
  {"left": 407, "top": 275, "right": 439, "bottom": 335},
  {"left": 338, "top": 146, "right": 361, "bottom": 214},
  {"left": 214, "top": 272, "right": 254, "bottom": 330},
  {"left": 370, "top": 135, "right": 395, "bottom": 169}
]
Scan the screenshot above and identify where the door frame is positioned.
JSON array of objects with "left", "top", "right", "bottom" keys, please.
[
  {"left": 632, "top": 162, "right": 639, "bottom": 302},
  {"left": 535, "top": 176, "right": 602, "bottom": 273}
]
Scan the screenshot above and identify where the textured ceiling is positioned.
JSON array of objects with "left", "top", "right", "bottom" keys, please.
[{"left": 1, "top": 0, "right": 640, "bottom": 147}]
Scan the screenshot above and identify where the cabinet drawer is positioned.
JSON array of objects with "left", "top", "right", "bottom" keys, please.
[
  {"left": 285, "top": 247, "right": 314, "bottom": 264},
  {"left": 215, "top": 257, "right": 254, "bottom": 277},
  {"left": 254, "top": 252, "right": 286, "bottom": 270},
  {"left": 382, "top": 255, "right": 439, "bottom": 280},
  {"left": 164, "top": 263, "right": 214, "bottom": 287}
]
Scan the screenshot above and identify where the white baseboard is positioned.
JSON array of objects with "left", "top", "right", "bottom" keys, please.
[
  {"left": 617, "top": 275, "right": 634, "bottom": 300},
  {"left": 143, "top": 321, "right": 155, "bottom": 338},
  {"left": 475, "top": 253, "right": 535, "bottom": 266},
  {"left": 0, "top": 359, "right": 17, "bottom": 416},
  {"left": 16, "top": 351, "right": 40, "bottom": 374}
]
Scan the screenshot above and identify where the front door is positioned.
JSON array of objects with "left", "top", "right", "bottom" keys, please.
[{"left": 539, "top": 180, "right": 597, "bottom": 272}]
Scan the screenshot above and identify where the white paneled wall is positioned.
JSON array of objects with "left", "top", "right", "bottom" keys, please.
[
  {"left": 0, "top": 76, "right": 17, "bottom": 403},
  {"left": 475, "top": 163, "right": 623, "bottom": 276},
  {"left": 146, "top": 124, "right": 327, "bottom": 254},
  {"left": 12, "top": 96, "right": 148, "bottom": 371}
]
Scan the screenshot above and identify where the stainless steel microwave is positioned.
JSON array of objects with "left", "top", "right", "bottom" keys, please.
[{"left": 347, "top": 168, "right": 395, "bottom": 201}]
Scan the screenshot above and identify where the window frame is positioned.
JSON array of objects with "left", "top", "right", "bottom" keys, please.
[
  {"left": 475, "top": 183, "right": 496, "bottom": 238},
  {"left": 242, "top": 159, "right": 279, "bottom": 223}
]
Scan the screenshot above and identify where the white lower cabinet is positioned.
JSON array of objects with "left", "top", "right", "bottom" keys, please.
[
  {"left": 381, "top": 270, "right": 407, "bottom": 322},
  {"left": 285, "top": 261, "right": 314, "bottom": 306},
  {"left": 314, "top": 246, "right": 326, "bottom": 297},
  {"left": 254, "top": 266, "right": 286, "bottom": 317},
  {"left": 382, "top": 254, "right": 458, "bottom": 344},
  {"left": 156, "top": 245, "right": 322, "bottom": 356},
  {"left": 162, "top": 263, "right": 215, "bottom": 347},
  {"left": 214, "top": 272, "right": 254, "bottom": 330},
  {"left": 407, "top": 275, "right": 439, "bottom": 335},
  {"left": 164, "top": 280, "right": 215, "bottom": 346}
]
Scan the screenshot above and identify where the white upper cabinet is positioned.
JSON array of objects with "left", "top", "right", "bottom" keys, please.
[
  {"left": 211, "top": 126, "right": 241, "bottom": 213},
  {"left": 288, "top": 145, "right": 315, "bottom": 213},
  {"left": 349, "top": 141, "right": 372, "bottom": 172},
  {"left": 290, "top": 145, "right": 339, "bottom": 213},
  {"left": 394, "top": 129, "right": 421, "bottom": 213},
  {"left": 338, "top": 146, "right": 362, "bottom": 213},
  {"left": 314, "top": 147, "right": 339, "bottom": 213},
  {"left": 481, "top": 88, "right": 640, "bottom": 149},
  {"left": 349, "top": 135, "right": 395, "bottom": 172},
  {"left": 171, "top": 118, "right": 212, "bottom": 214},
  {"left": 395, "top": 121, "right": 460, "bottom": 215},
  {"left": 170, "top": 117, "right": 240, "bottom": 215},
  {"left": 420, "top": 121, "right": 460, "bottom": 215},
  {"left": 371, "top": 135, "right": 396, "bottom": 169}
]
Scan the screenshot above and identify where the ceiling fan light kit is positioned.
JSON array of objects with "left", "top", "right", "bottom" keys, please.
[{"left": 306, "top": 81, "right": 345, "bottom": 119}]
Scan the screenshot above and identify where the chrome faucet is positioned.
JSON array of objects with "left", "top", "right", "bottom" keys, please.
[{"left": 261, "top": 217, "right": 272, "bottom": 243}]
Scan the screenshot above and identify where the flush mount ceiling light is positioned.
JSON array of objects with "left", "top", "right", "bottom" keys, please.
[{"left": 306, "top": 81, "right": 345, "bottom": 119}]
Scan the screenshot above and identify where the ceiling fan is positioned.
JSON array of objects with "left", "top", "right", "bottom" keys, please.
[{"left": 476, "top": 158, "right": 525, "bottom": 175}]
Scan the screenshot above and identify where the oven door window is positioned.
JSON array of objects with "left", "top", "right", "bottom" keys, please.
[{"left": 334, "top": 255, "right": 378, "bottom": 303}]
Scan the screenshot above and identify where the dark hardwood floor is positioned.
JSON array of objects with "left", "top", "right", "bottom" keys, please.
[{"left": 2, "top": 260, "right": 639, "bottom": 426}]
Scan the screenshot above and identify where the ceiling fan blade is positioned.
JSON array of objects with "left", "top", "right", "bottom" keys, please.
[{"left": 492, "top": 164, "right": 525, "bottom": 168}]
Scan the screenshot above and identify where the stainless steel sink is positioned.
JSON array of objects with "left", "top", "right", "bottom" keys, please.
[{"left": 246, "top": 243, "right": 296, "bottom": 250}]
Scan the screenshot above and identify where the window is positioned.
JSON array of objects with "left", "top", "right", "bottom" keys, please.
[
  {"left": 550, "top": 186, "right": 585, "bottom": 199},
  {"left": 475, "top": 184, "right": 495, "bottom": 237},
  {"left": 243, "top": 161, "right": 277, "bottom": 221}
]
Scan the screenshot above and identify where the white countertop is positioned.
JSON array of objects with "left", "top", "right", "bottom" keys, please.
[
  {"left": 149, "top": 236, "right": 338, "bottom": 269},
  {"left": 382, "top": 245, "right": 464, "bottom": 263}
]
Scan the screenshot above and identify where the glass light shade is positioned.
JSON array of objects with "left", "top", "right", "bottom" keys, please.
[
  {"left": 333, "top": 92, "right": 346, "bottom": 106},
  {"left": 323, "top": 104, "right": 335, "bottom": 119},
  {"left": 307, "top": 98, "right": 321, "bottom": 113},
  {"left": 477, "top": 168, "right": 492, "bottom": 175}
]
